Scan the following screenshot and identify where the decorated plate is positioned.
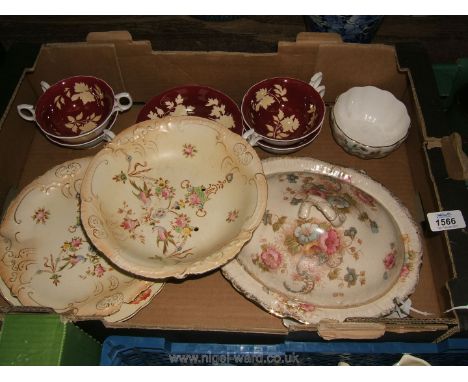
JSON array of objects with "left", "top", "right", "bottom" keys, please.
[
  {"left": 80, "top": 116, "right": 267, "bottom": 279},
  {"left": 0, "top": 275, "right": 162, "bottom": 322},
  {"left": 0, "top": 157, "right": 163, "bottom": 319},
  {"left": 222, "top": 157, "right": 422, "bottom": 324},
  {"left": 136, "top": 85, "right": 244, "bottom": 136}
]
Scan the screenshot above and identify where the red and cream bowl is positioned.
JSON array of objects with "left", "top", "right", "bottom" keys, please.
[
  {"left": 241, "top": 74, "right": 326, "bottom": 147},
  {"left": 17, "top": 75, "right": 132, "bottom": 144},
  {"left": 136, "top": 84, "right": 243, "bottom": 135}
]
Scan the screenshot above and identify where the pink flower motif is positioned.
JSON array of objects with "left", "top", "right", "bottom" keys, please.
[
  {"left": 400, "top": 264, "right": 410, "bottom": 278},
  {"left": 260, "top": 246, "right": 283, "bottom": 270},
  {"left": 383, "top": 252, "right": 396, "bottom": 270},
  {"left": 155, "top": 226, "right": 168, "bottom": 241},
  {"left": 354, "top": 188, "right": 375, "bottom": 207},
  {"left": 32, "top": 207, "right": 50, "bottom": 224},
  {"left": 226, "top": 209, "right": 239, "bottom": 223},
  {"left": 94, "top": 264, "right": 105, "bottom": 277},
  {"left": 319, "top": 229, "right": 340, "bottom": 255},
  {"left": 173, "top": 214, "right": 189, "bottom": 228},
  {"left": 138, "top": 191, "right": 151, "bottom": 206},
  {"left": 121, "top": 218, "right": 140, "bottom": 232},
  {"left": 71, "top": 237, "right": 82, "bottom": 248},
  {"left": 188, "top": 192, "right": 201, "bottom": 206},
  {"left": 161, "top": 187, "right": 174, "bottom": 200},
  {"left": 183, "top": 144, "right": 197, "bottom": 158}
]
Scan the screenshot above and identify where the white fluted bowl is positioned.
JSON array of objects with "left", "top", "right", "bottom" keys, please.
[{"left": 332, "top": 86, "right": 410, "bottom": 159}]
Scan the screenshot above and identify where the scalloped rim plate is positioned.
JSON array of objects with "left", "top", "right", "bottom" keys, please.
[
  {"left": 80, "top": 116, "right": 267, "bottom": 279},
  {"left": 0, "top": 157, "right": 163, "bottom": 319}
]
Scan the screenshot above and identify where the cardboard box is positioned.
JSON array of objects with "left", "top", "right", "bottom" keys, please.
[{"left": 0, "top": 31, "right": 460, "bottom": 341}]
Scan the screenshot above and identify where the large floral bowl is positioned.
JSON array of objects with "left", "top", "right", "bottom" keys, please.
[
  {"left": 241, "top": 74, "right": 325, "bottom": 147},
  {"left": 80, "top": 116, "right": 267, "bottom": 279},
  {"left": 17, "top": 76, "right": 132, "bottom": 144},
  {"left": 222, "top": 157, "right": 422, "bottom": 324},
  {"left": 136, "top": 85, "right": 244, "bottom": 135},
  {"left": 332, "top": 86, "right": 410, "bottom": 159}
]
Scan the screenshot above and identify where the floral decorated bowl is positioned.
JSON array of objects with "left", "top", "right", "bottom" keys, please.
[
  {"left": 136, "top": 85, "right": 243, "bottom": 135},
  {"left": 332, "top": 86, "right": 410, "bottom": 159},
  {"left": 222, "top": 157, "right": 422, "bottom": 324},
  {"left": 241, "top": 73, "right": 325, "bottom": 147},
  {"left": 44, "top": 111, "right": 118, "bottom": 149},
  {"left": 80, "top": 116, "right": 267, "bottom": 280},
  {"left": 17, "top": 76, "right": 132, "bottom": 144},
  {"left": 241, "top": 125, "right": 322, "bottom": 155}
]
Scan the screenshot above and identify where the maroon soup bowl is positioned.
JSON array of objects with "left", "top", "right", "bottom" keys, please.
[
  {"left": 241, "top": 73, "right": 326, "bottom": 147},
  {"left": 242, "top": 124, "right": 322, "bottom": 154},
  {"left": 136, "top": 84, "right": 243, "bottom": 135},
  {"left": 17, "top": 76, "right": 132, "bottom": 144}
]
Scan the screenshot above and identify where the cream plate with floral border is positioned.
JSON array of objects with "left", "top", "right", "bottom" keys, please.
[
  {"left": 222, "top": 157, "right": 422, "bottom": 324},
  {"left": 80, "top": 116, "right": 267, "bottom": 279},
  {"left": 0, "top": 158, "right": 163, "bottom": 319},
  {"left": 0, "top": 275, "right": 163, "bottom": 322}
]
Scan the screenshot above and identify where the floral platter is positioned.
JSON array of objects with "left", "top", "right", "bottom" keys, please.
[
  {"left": 0, "top": 157, "right": 163, "bottom": 319},
  {"left": 222, "top": 157, "right": 422, "bottom": 324},
  {"left": 80, "top": 116, "right": 267, "bottom": 279},
  {"left": 0, "top": 273, "right": 163, "bottom": 322}
]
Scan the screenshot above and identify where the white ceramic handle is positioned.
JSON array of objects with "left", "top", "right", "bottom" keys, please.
[
  {"left": 102, "top": 129, "right": 116, "bottom": 142},
  {"left": 113, "top": 92, "right": 133, "bottom": 112},
  {"left": 298, "top": 195, "right": 345, "bottom": 227},
  {"left": 242, "top": 128, "right": 263, "bottom": 147},
  {"left": 309, "top": 72, "right": 326, "bottom": 98},
  {"left": 17, "top": 104, "right": 36, "bottom": 122},
  {"left": 40, "top": 81, "right": 51, "bottom": 93}
]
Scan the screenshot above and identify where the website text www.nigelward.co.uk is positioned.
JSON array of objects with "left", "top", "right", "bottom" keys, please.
[{"left": 168, "top": 353, "right": 300, "bottom": 365}]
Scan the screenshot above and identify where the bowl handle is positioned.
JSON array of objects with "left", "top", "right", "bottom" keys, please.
[
  {"left": 102, "top": 129, "right": 116, "bottom": 142},
  {"left": 17, "top": 104, "right": 36, "bottom": 122},
  {"left": 242, "top": 128, "right": 263, "bottom": 147},
  {"left": 40, "top": 81, "right": 51, "bottom": 93},
  {"left": 298, "top": 195, "right": 345, "bottom": 227},
  {"left": 309, "top": 72, "right": 326, "bottom": 98},
  {"left": 113, "top": 92, "right": 133, "bottom": 112}
]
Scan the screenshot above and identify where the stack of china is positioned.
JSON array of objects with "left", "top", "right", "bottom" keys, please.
[
  {"left": 17, "top": 76, "right": 133, "bottom": 149},
  {"left": 0, "top": 114, "right": 267, "bottom": 321},
  {"left": 241, "top": 72, "right": 326, "bottom": 154}
]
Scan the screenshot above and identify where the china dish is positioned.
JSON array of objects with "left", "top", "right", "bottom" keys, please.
[
  {"left": 222, "top": 157, "right": 422, "bottom": 324},
  {"left": 331, "top": 86, "right": 410, "bottom": 159},
  {"left": 241, "top": 73, "right": 325, "bottom": 147},
  {"left": 136, "top": 84, "right": 244, "bottom": 136},
  {"left": 45, "top": 111, "right": 118, "bottom": 149},
  {"left": 242, "top": 125, "right": 322, "bottom": 154},
  {"left": 80, "top": 116, "right": 267, "bottom": 280},
  {"left": 0, "top": 271, "right": 163, "bottom": 323},
  {"left": 0, "top": 157, "right": 163, "bottom": 319},
  {"left": 17, "top": 76, "right": 132, "bottom": 144}
]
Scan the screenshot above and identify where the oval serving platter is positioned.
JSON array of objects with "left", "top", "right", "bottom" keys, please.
[{"left": 222, "top": 157, "right": 423, "bottom": 324}]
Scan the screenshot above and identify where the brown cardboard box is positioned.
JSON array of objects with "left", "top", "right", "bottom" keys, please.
[{"left": 0, "top": 31, "right": 458, "bottom": 341}]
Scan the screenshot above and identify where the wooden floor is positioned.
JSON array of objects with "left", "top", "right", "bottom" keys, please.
[{"left": 0, "top": 16, "right": 468, "bottom": 63}]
